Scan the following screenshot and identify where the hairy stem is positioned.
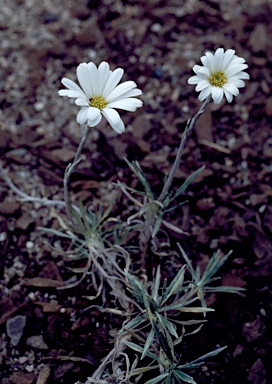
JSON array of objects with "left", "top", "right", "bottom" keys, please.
[
  {"left": 64, "top": 124, "right": 92, "bottom": 228},
  {"left": 158, "top": 95, "right": 212, "bottom": 203}
]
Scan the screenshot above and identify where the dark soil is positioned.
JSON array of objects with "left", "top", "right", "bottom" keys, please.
[{"left": 1, "top": 0, "right": 272, "bottom": 383}]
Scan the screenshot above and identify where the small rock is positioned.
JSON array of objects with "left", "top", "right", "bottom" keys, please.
[
  {"left": 0, "top": 201, "right": 20, "bottom": 215},
  {"left": 263, "top": 138, "right": 272, "bottom": 158},
  {"left": 17, "top": 214, "right": 35, "bottom": 230},
  {"left": 26, "top": 335, "right": 49, "bottom": 350},
  {"left": 8, "top": 371, "right": 36, "bottom": 384},
  {"left": 247, "top": 358, "right": 266, "bottom": 384},
  {"left": 0, "top": 232, "right": 7, "bottom": 242},
  {"left": 6, "top": 315, "right": 26, "bottom": 346},
  {"left": 242, "top": 315, "right": 266, "bottom": 342},
  {"left": 249, "top": 24, "right": 268, "bottom": 53},
  {"left": 18, "top": 356, "right": 28, "bottom": 364},
  {"left": 26, "top": 241, "right": 34, "bottom": 249},
  {"left": 25, "top": 365, "right": 35, "bottom": 373},
  {"left": 233, "top": 344, "right": 244, "bottom": 357}
]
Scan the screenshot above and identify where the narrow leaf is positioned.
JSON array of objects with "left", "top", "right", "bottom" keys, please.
[
  {"left": 173, "top": 370, "right": 197, "bottom": 384},
  {"left": 145, "top": 373, "right": 169, "bottom": 384},
  {"left": 141, "top": 328, "right": 155, "bottom": 359}
]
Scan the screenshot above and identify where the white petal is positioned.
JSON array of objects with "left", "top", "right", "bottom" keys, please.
[
  {"left": 205, "top": 52, "right": 217, "bottom": 73},
  {"left": 61, "top": 78, "right": 84, "bottom": 93},
  {"left": 113, "top": 88, "right": 142, "bottom": 100},
  {"left": 58, "top": 89, "right": 87, "bottom": 98},
  {"left": 222, "top": 83, "right": 239, "bottom": 96},
  {"left": 195, "top": 66, "right": 210, "bottom": 78},
  {"left": 76, "top": 107, "right": 88, "bottom": 125},
  {"left": 102, "top": 68, "right": 124, "bottom": 98},
  {"left": 88, "top": 112, "right": 102, "bottom": 127},
  {"left": 106, "top": 81, "right": 137, "bottom": 102},
  {"left": 198, "top": 86, "right": 212, "bottom": 101},
  {"left": 200, "top": 55, "right": 210, "bottom": 70},
  {"left": 58, "top": 90, "right": 69, "bottom": 96},
  {"left": 75, "top": 98, "right": 89, "bottom": 106},
  {"left": 102, "top": 107, "right": 125, "bottom": 133},
  {"left": 223, "top": 89, "right": 234, "bottom": 103},
  {"left": 214, "top": 48, "right": 224, "bottom": 70},
  {"left": 98, "top": 62, "right": 111, "bottom": 95},
  {"left": 77, "top": 63, "right": 93, "bottom": 98},
  {"left": 86, "top": 107, "right": 101, "bottom": 126},
  {"left": 226, "top": 78, "right": 245, "bottom": 88},
  {"left": 212, "top": 87, "right": 224, "bottom": 104},
  {"left": 239, "top": 72, "right": 250, "bottom": 80},
  {"left": 195, "top": 79, "right": 210, "bottom": 92},
  {"left": 222, "top": 49, "right": 235, "bottom": 71},
  {"left": 225, "top": 63, "right": 248, "bottom": 77},
  {"left": 231, "top": 56, "right": 246, "bottom": 65},
  {"left": 87, "top": 62, "right": 99, "bottom": 95},
  {"left": 107, "top": 98, "right": 143, "bottom": 111},
  {"left": 200, "top": 54, "right": 214, "bottom": 73},
  {"left": 188, "top": 75, "right": 202, "bottom": 84},
  {"left": 196, "top": 80, "right": 211, "bottom": 92},
  {"left": 193, "top": 64, "right": 210, "bottom": 78}
]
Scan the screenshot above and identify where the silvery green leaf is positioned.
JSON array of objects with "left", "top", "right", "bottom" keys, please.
[
  {"left": 178, "top": 346, "right": 227, "bottom": 368},
  {"left": 200, "top": 250, "right": 233, "bottom": 285},
  {"left": 124, "top": 158, "right": 154, "bottom": 198},
  {"left": 159, "top": 297, "right": 198, "bottom": 312},
  {"left": 173, "top": 370, "right": 197, "bottom": 384},
  {"left": 152, "top": 320, "right": 174, "bottom": 363},
  {"left": 123, "top": 341, "right": 163, "bottom": 364},
  {"left": 177, "top": 244, "right": 196, "bottom": 280},
  {"left": 156, "top": 313, "right": 178, "bottom": 339},
  {"left": 125, "top": 271, "right": 145, "bottom": 298},
  {"left": 114, "top": 181, "right": 152, "bottom": 197},
  {"left": 119, "top": 314, "right": 146, "bottom": 333},
  {"left": 130, "top": 365, "right": 160, "bottom": 376},
  {"left": 170, "top": 165, "right": 205, "bottom": 202},
  {"left": 160, "top": 265, "right": 186, "bottom": 305},
  {"left": 204, "top": 286, "right": 246, "bottom": 294},
  {"left": 160, "top": 305, "right": 214, "bottom": 313},
  {"left": 141, "top": 327, "right": 155, "bottom": 359},
  {"left": 152, "top": 214, "right": 163, "bottom": 238},
  {"left": 145, "top": 373, "right": 169, "bottom": 384},
  {"left": 153, "top": 266, "right": 161, "bottom": 302}
]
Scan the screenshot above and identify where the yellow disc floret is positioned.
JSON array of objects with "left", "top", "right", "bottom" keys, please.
[
  {"left": 209, "top": 71, "right": 227, "bottom": 87},
  {"left": 90, "top": 96, "right": 107, "bottom": 110}
]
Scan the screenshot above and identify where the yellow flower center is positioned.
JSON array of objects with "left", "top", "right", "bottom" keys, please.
[
  {"left": 209, "top": 71, "right": 227, "bottom": 87},
  {"left": 89, "top": 96, "right": 107, "bottom": 110}
]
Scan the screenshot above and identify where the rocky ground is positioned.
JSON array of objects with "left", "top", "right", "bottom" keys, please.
[{"left": 0, "top": 0, "right": 272, "bottom": 383}]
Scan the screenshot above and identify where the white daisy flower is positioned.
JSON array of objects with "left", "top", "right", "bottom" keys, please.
[
  {"left": 188, "top": 48, "right": 249, "bottom": 104},
  {"left": 58, "top": 61, "right": 143, "bottom": 134}
]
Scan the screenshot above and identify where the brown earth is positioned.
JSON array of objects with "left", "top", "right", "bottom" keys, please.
[{"left": 0, "top": 0, "right": 272, "bottom": 383}]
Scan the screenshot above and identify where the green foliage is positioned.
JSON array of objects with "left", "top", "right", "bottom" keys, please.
[
  {"left": 177, "top": 244, "right": 246, "bottom": 313},
  {"left": 118, "top": 244, "right": 245, "bottom": 383},
  {"left": 116, "top": 159, "right": 205, "bottom": 238}
]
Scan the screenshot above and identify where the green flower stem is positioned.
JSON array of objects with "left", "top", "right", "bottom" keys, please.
[
  {"left": 64, "top": 123, "right": 92, "bottom": 228},
  {"left": 158, "top": 95, "right": 212, "bottom": 203}
]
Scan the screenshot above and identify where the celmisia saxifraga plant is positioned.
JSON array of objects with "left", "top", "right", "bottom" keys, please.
[
  {"left": 188, "top": 48, "right": 249, "bottom": 104},
  {"left": 58, "top": 61, "right": 143, "bottom": 133},
  {"left": 0, "top": 51, "right": 249, "bottom": 384}
]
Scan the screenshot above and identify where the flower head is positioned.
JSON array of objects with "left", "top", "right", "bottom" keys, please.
[
  {"left": 58, "top": 61, "right": 143, "bottom": 133},
  {"left": 188, "top": 48, "right": 249, "bottom": 104}
]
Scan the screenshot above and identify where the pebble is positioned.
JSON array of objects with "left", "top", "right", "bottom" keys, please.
[
  {"left": 26, "top": 335, "right": 49, "bottom": 350},
  {"left": 34, "top": 102, "right": 45, "bottom": 111},
  {"left": 6, "top": 315, "right": 26, "bottom": 346},
  {"left": 0, "top": 232, "right": 7, "bottom": 242},
  {"left": 19, "top": 356, "right": 28, "bottom": 364},
  {"left": 26, "top": 241, "right": 34, "bottom": 249},
  {"left": 28, "top": 292, "right": 36, "bottom": 301},
  {"left": 25, "top": 364, "right": 34, "bottom": 373}
]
